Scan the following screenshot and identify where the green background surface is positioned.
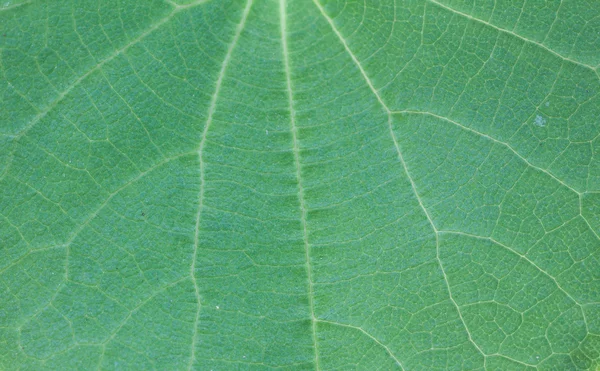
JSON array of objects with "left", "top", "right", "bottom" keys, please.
[{"left": 1, "top": 0, "right": 600, "bottom": 369}]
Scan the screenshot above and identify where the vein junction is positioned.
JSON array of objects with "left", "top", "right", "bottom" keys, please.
[
  {"left": 312, "top": 0, "right": 490, "bottom": 361},
  {"left": 311, "top": 0, "right": 594, "bottom": 367}
]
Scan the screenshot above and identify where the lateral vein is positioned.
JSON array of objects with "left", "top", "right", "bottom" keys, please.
[
  {"left": 312, "top": 0, "right": 487, "bottom": 360},
  {"left": 1, "top": 1, "right": 206, "bottom": 182},
  {"left": 394, "top": 110, "right": 582, "bottom": 195},
  {"left": 427, "top": 0, "right": 600, "bottom": 80},
  {"left": 189, "top": 0, "right": 254, "bottom": 369},
  {"left": 317, "top": 319, "right": 404, "bottom": 370}
]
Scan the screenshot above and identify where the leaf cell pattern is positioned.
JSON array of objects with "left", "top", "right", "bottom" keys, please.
[{"left": 1, "top": 0, "right": 600, "bottom": 369}]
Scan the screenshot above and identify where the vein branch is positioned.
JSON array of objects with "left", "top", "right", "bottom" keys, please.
[
  {"left": 394, "top": 110, "right": 582, "bottom": 195},
  {"left": 439, "top": 231, "right": 586, "bottom": 304},
  {"left": 0, "top": 1, "right": 32, "bottom": 13},
  {"left": 1, "top": 3, "right": 198, "bottom": 182},
  {"left": 312, "top": 0, "right": 486, "bottom": 360},
  {"left": 316, "top": 319, "right": 404, "bottom": 369},
  {"left": 394, "top": 110, "right": 600, "bottom": 243},
  {"left": 63, "top": 152, "right": 191, "bottom": 280},
  {"left": 311, "top": 0, "right": 390, "bottom": 114},
  {"left": 280, "top": 0, "right": 320, "bottom": 369},
  {"left": 98, "top": 276, "right": 190, "bottom": 366},
  {"left": 580, "top": 194, "right": 600, "bottom": 242},
  {"left": 189, "top": 0, "right": 254, "bottom": 368},
  {"left": 440, "top": 230, "right": 593, "bottom": 335},
  {"left": 427, "top": 0, "right": 600, "bottom": 79},
  {"left": 11, "top": 6, "right": 180, "bottom": 138}
]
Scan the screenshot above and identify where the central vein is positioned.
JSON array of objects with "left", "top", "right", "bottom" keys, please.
[{"left": 279, "top": 0, "right": 320, "bottom": 369}]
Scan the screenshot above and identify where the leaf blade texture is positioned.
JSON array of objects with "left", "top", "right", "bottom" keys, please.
[{"left": 1, "top": 0, "right": 600, "bottom": 369}]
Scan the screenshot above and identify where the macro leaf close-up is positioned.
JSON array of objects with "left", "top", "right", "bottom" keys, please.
[{"left": 1, "top": 0, "right": 600, "bottom": 369}]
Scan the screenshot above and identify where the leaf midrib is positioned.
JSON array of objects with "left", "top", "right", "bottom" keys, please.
[{"left": 279, "top": 0, "right": 321, "bottom": 368}]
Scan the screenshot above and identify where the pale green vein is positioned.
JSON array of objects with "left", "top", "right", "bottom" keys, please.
[
  {"left": 0, "top": 0, "right": 31, "bottom": 13},
  {"left": 9, "top": 174, "right": 69, "bottom": 215},
  {"left": 98, "top": 70, "right": 165, "bottom": 158},
  {"left": 439, "top": 230, "right": 593, "bottom": 332},
  {"left": 316, "top": 319, "right": 404, "bottom": 369},
  {"left": 580, "top": 194, "right": 600, "bottom": 242},
  {"left": 427, "top": 0, "right": 600, "bottom": 80},
  {"left": 489, "top": 354, "right": 538, "bottom": 369},
  {"left": 11, "top": 9, "right": 176, "bottom": 138},
  {"left": 393, "top": 109, "right": 600, "bottom": 243},
  {"left": 164, "top": 0, "right": 211, "bottom": 11},
  {"left": 312, "top": 0, "right": 486, "bottom": 361},
  {"left": 98, "top": 276, "right": 191, "bottom": 370},
  {"left": 122, "top": 52, "right": 203, "bottom": 122},
  {"left": 394, "top": 110, "right": 581, "bottom": 195},
  {"left": 13, "top": 153, "right": 192, "bottom": 335},
  {"left": 189, "top": 0, "right": 253, "bottom": 368},
  {"left": 0, "top": 246, "right": 64, "bottom": 278},
  {"left": 0, "top": 213, "right": 28, "bottom": 250},
  {"left": 0, "top": 0, "right": 206, "bottom": 182},
  {"left": 281, "top": 0, "right": 320, "bottom": 369},
  {"left": 62, "top": 152, "right": 193, "bottom": 281},
  {"left": 312, "top": 0, "right": 389, "bottom": 114}
]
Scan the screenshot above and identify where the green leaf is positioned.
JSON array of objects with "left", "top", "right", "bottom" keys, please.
[{"left": 2, "top": 0, "right": 600, "bottom": 369}]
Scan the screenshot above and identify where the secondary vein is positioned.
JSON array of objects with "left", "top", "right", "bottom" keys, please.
[
  {"left": 427, "top": 0, "right": 600, "bottom": 80},
  {"left": 312, "top": 0, "right": 486, "bottom": 361},
  {"left": 317, "top": 319, "right": 404, "bottom": 369},
  {"left": 1, "top": 0, "right": 219, "bottom": 187},
  {"left": 189, "top": 0, "right": 254, "bottom": 368},
  {"left": 280, "top": 0, "right": 320, "bottom": 369}
]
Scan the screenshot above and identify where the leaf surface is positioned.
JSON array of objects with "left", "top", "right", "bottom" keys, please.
[{"left": 1, "top": 0, "right": 600, "bottom": 369}]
